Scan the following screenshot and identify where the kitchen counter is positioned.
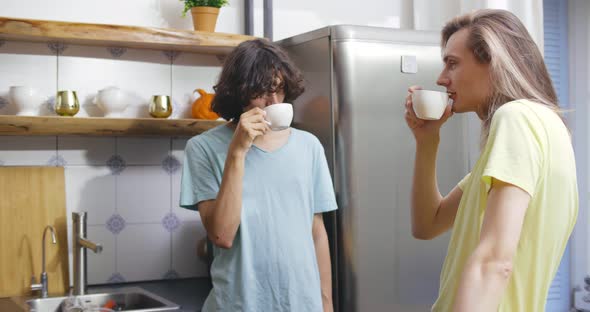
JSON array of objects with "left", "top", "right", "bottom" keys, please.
[{"left": 0, "top": 277, "right": 212, "bottom": 312}]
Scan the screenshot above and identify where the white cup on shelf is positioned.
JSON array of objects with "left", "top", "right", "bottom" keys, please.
[
  {"left": 94, "top": 87, "right": 131, "bottom": 118},
  {"left": 9, "top": 86, "right": 45, "bottom": 116}
]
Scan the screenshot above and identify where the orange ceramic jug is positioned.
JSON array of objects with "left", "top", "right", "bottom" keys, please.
[{"left": 191, "top": 89, "right": 219, "bottom": 120}]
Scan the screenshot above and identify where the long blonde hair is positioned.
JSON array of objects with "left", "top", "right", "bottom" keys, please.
[{"left": 441, "top": 9, "right": 561, "bottom": 142}]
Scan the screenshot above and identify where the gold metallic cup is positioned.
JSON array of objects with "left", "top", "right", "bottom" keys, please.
[
  {"left": 149, "top": 95, "right": 172, "bottom": 118},
  {"left": 55, "top": 90, "right": 80, "bottom": 116}
]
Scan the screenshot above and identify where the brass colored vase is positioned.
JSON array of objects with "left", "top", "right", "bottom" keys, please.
[
  {"left": 149, "top": 95, "right": 172, "bottom": 118},
  {"left": 55, "top": 90, "right": 80, "bottom": 116}
]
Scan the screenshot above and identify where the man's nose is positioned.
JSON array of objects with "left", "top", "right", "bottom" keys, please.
[
  {"left": 265, "top": 92, "right": 280, "bottom": 105},
  {"left": 437, "top": 72, "right": 449, "bottom": 86}
]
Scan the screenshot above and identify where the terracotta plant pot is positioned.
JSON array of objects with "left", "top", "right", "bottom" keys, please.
[{"left": 190, "top": 7, "right": 220, "bottom": 32}]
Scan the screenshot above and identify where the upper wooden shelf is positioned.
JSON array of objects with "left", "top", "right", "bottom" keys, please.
[
  {"left": 0, "top": 16, "right": 257, "bottom": 55},
  {"left": 0, "top": 115, "right": 226, "bottom": 137}
]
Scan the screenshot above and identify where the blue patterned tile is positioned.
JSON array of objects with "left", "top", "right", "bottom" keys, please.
[
  {"left": 47, "top": 155, "right": 67, "bottom": 167},
  {"left": 107, "top": 155, "right": 126, "bottom": 175},
  {"left": 45, "top": 96, "right": 56, "bottom": 113},
  {"left": 47, "top": 42, "right": 68, "bottom": 55},
  {"left": 163, "top": 269, "right": 180, "bottom": 280},
  {"left": 162, "top": 155, "right": 181, "bottom": 175},
  {"left": 171, "top": 99, "right": 179, "bottom": 116},
  {"left": 163, "top": 50, "right": 181, "bottom": 63},
  {"left": 40, "top": 96, "right": 57, "bottom": 116},
  {"left": 0, "top": 96, "right": 8, "bottom": 110},
  {"left": 107, "top": 47, "right": 127, "bottom": 58},
  {"left": 216, "top": 55, "right": 226, "bottom": 63},
  {"left": 106, "top": 214, "right": 126, "bottom": 234},
  {"left": 162, "top": 212, "right": 180, "bottom": 232},
  {"left": 107, "top": 272, "right": 126, "bottom": 283}
]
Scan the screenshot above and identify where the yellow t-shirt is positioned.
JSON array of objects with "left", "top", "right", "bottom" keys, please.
[{"left": 432, "top": 100, "right": 578, "bottom": 312}]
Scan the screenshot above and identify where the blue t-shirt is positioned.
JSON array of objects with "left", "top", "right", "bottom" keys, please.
[{"left": 180, "top": 124, "right": 338, "bottom": 312}]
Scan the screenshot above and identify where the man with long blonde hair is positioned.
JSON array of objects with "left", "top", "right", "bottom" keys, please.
[{"left": 404, "top": 9, "right": 578, "bottom": 311}]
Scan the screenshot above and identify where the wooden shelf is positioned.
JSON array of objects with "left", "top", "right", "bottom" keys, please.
[
  {"left": 0, "top": 115, "right": 226, "bottom": 137},
  {"left": 0, "top": 16, "right": 257, "bottom": 55},
  {"left": 0, "top": 17, "right": 239, "bottom": 137}
]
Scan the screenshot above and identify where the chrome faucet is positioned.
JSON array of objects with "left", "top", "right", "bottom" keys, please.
[
  {"left": 72, "top": 212, "right": 103, "bottom": 296},
  {"left": 30, "top": 225, "right": 57, "bottom": 298}
]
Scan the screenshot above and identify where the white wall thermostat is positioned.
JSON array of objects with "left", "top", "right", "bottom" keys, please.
[{"left": 401, "top": 55, "right": 418, "bottom": 74}]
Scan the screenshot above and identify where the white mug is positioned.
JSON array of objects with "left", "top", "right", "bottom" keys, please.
[
  {"left": 93, "top": 86, "right": 131, "bottom": 118},
  {"left": 263, "top": 103, "right": 293, "bottom": 131},
  {"left": 411, "top": 89, "right": 449, "bottom": 120},
  {"left": 9, "top": 86, "right": 45, "bottom": 116}
]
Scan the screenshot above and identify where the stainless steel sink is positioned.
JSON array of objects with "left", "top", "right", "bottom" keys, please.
[{"left": 26, "top": 287, "right": 180, "bottom": 311}]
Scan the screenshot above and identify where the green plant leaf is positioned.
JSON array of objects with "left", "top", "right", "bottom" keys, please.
[{"left": 180, "top": 0, "right": 229, "bottom": 15}]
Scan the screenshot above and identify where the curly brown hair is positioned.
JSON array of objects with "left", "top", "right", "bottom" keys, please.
[{"left": 211, "top": 39, "right": 305, "bottom": 121}]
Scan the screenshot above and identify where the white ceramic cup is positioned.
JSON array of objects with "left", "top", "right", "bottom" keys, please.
[
  {"left": 9, "top": 86, "right": 45, "bottom": 116},
  {"left": 94, "top": 87, "right": 131, "bottom": 118},
  {"left": 411, "top": 89, "right": 449, "bottom": 120},
  {"left": 263, "top": 103, "right": 293, "bottom": 131}
]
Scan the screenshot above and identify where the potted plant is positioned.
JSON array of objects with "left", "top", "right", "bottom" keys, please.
[{"left": 181, "top": 0, "right": 229, "bottom": 32}]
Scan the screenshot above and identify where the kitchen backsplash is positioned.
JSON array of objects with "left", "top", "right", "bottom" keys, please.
[{"left": 0, "top": 40, "right": 220, "bottom": 284}]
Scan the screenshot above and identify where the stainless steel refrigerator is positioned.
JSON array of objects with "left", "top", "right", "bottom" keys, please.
[{"left": 278, "top": 26, "right": 471, "bottom": 312}]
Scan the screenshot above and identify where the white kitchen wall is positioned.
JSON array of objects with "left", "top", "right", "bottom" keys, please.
[
  {"left": 1, "top": 0, "right": 420, "bottom": 284},
  {"left": 0, "top": 40, "right": 218, "bottom": 284}
]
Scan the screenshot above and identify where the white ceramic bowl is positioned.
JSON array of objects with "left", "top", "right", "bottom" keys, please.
[
  {"left": 9, "top": 86, "right": 45, "bottom": 116},
  {"left": 411, "top": 90, "right": 449, "bottom": 120},
  {"left": 94, "top": 87, "right": 131, "bottom": 118},
  {"left": 264, "top": 103, "right": 293, "bottom": 131}
]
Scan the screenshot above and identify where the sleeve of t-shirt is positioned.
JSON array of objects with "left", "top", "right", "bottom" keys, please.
[
  {"left": 481, "top": 103, "right": 543, "bottom": 196},
  {"left": 457, "top": 173, "right": 471, "bottom": 191},
  {"left": 179, "top": 138, "right": 220, "bottom": 211},
  {"left": 313, "top": 138, "right": 338, "bottom": 214}
]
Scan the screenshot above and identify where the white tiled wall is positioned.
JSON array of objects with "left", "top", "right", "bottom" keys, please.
[
  {"left": 58, "top": 137, "right": 116, "bottom": 165},
  {"left": 117, "top": 167, "right": 170, "bottom": 224},
  {"left": 173, "top": 221, "right": 209, "bottom": 278},
  {"left": 117, "top": 224, "right": 171, "bottom": 282},
  {"left": 64, "top": 166, "right": 116, "bottom": 226},
  {"left": 171, "top": 53, "right": 221, "bottom": 119},
  {"left": 117, "top": 137, "right": 170, "bottom": 165},
  {"left": 0, "top": 136, "right": 57, "bottom": 165},
  {"left": 0, "top": 41, "right": 57, "bottom": 116},
  {"left": 0, "top": 41, "right": 217, "bottom": 284}
]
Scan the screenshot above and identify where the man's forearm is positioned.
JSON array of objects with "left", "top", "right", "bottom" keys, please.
[{"left": 208, "top": 151, "right": 246, "bottom": 248}]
